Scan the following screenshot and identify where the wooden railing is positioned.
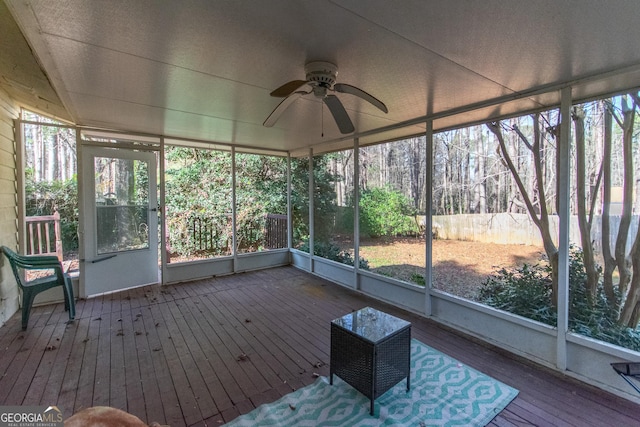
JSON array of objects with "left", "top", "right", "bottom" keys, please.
[
  {"left": 176, "top": 213, "right": 288, "bottom": 255},
  {"left": 190, "top": 214, "right": 230, "bottom": 253},
  {"left": 25, "top": 210, "right": 63, "bottom": 261}
]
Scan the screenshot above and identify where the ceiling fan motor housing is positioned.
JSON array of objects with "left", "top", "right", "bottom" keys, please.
[{"left": 305, "top": 61, "right": 338, "bottom": 87}]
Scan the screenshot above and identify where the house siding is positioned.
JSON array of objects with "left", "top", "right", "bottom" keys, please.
[{"left": 0, "top": 87, "right": 19, "bottom": 327}]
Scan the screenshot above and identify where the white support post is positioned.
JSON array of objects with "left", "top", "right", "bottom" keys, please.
[
  {"left": 287, "top": 153, "right": 292, "bottom": 252},
  {"left": 159, "top": 136, "right": 166, "bottom": 285},
  {"left": 231, "top": 146, "right": 237, "bottom": 272},
  {"left": 308, "top": 148, "right": 314, "bottom": 271},
  {"left": 425, "top": 120, "right": 434, "bottom": 316},
  {"left": 557, "top": 86, "right": 572, "bottom": 370},
  {"left": 353, "top": 138, "right": 360, "bottom": 290},
  {"left": 14, "top": 119, "right": 26, "bottom": 255},
  {"left": 76, "top": 126, "right": 86, "bottom": 298}
]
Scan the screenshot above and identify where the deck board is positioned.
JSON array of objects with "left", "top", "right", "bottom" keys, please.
[
  {"left": 121, "top": 308, "right": 146, "bottom": 422},
  {"left": 1, "top": 266, "right": 640, "bottom": 426},
  {"left": 0, "top": 322, "right": 49, "bottom": 404}
]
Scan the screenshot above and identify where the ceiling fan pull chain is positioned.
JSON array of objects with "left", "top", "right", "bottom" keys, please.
[{"left": 321, "top": 101, "right": 324, "bottom": 137}]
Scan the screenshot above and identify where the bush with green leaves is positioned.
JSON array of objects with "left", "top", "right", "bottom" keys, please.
[
  {"left": 299, "top": 240, "right": 370, "bottom": 270},
  {"left": 164, "top": 148, "right": 290, "bottom": 257},
  {"left": 478, "top": 264, "right": 554, "bottom": 323},
  {"left": 477, "top": 247, "right": 640, "bottom": 351},
  {"left": 349, "top": 187, "right": 418, "bottom": 238},
  {"left": 290, "top": 155, "right": 344, "bottom": 248}
]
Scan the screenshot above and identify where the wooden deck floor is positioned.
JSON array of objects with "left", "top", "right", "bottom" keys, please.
[{"left": 1, "top": 266, "right": 639, "bottom": 426}]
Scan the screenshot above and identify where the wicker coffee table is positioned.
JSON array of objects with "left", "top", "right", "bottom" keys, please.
[{"left": 330, "top": 307, "right": 411, "bottom": 415}]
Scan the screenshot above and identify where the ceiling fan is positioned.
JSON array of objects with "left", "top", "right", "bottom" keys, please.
[{"left": 263, "top": 61, "right": 388, "bottom": 134}]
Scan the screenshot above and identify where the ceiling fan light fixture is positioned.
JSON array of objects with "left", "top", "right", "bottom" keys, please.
[{"left": 312, "top": 85, "right": 328, "bottom": 98}]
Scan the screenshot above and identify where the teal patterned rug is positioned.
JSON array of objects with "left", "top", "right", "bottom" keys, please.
[{"left": 225, "top": 339, "right": 518, "bottom": 426}]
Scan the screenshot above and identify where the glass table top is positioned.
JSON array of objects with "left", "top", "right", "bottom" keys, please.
[{"left": 331, "top": 307, "right": 410, "bottom": 343}]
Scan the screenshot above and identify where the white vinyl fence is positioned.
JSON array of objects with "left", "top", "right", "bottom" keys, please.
[{"left": 431, "top": 213, "right": 639, "bottom": 255}]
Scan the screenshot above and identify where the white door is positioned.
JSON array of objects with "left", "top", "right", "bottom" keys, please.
[{"left": 81, "top": 146, "right": 158, "bottom": 296}]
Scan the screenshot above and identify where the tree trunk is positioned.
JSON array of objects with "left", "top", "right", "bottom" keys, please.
[
  {"left": 617, "top": 94, "right": 639, "bottom": 326},
  {"left": 360, "top": 148, "right": 368, "bottom": 191},
  {"left": 601, "top": 105, "right": 617, "bottom": 307},
  {"left": 462, "top": 128, "right": 470, "bottom": 213},
  {"left": 573, "top": 105, "right": 600, "bottom": 297},
  {"left": 620, "top": 225, "right": 640, "bottom": 326},
  {"left": 332, "top": 157, "right": 341, "bottom": 206},
  {"left": 378, "top": 144, "right": 384, "bottom": 186},
  {"left": 37, "top": 126, "right": 44, "bottom": 182},
  {"left": 410, "top": 138, "right": 421, "bottom": 212},
  {"left": 478, "top": 128, "right": 487, "bottom": 213},
  {"left": 613, "top": 97, "right": 635, "bottom": 297}
]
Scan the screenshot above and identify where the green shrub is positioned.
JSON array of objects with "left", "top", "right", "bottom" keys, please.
[
  {"left": 299, "top": 240, "right": 370, "bottom": 270},
  {"left": 410, "top": 273, "right": 426, "bottom": 286},
  {"left": 354, "top": 187, "right": 418, "bottom": 238},
  {"left": 477, "top": 247, "right": 640, "bottom": 351},
  {"left": 478, "top": 264, "right": 555, "bottom": 323}
]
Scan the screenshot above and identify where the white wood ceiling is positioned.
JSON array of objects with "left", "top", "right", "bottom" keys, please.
[{"left": 4, "top": 0, "right": 640, "bottom": 154}]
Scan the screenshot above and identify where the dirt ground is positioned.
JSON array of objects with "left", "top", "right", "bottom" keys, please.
[{"left": 358, "top": 237, "right": 546, "bottom": 300}]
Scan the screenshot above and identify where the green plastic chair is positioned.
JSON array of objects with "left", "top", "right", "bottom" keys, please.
[
  {"left": 1, "top": 246, "right": 75, "bottom": 330},
  {"left": 612, "top": 362, "right": 640, "bottom": 395}
]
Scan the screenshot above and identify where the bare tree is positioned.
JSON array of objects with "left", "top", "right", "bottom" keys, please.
[
  {"left": 607, "top": 97, "right": 636, "bottom": 303},
  {"left": 615, "top": 94, "right": 640, "bottom": 326},
  {"left": 500, "top": 94, "right": 640, "bottom": 329},
  {"left": 601, "top": 105, "right": 618, "bottom": 306},
  {"left": 409, "top": 137, "right": 424, "bottom": 212},
  {"left": 572, "top": 105, "right": 601, "bottom": 297},
  {"left": 471, "top": 127, "right": 487, "bottom": 213},
  {"left": 487, "top": 114, "right": 560, "bottom": 303}
]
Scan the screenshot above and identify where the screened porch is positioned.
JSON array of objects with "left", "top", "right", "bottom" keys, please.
[{"left": 2, "top": 1, "right": 640, "bottom": 425}]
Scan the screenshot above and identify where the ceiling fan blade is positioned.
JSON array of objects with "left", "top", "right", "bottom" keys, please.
[
  {"left": 270, "top": 80, "right": 308, "bottom": 97},
  {"left": 263, "top": 91, "right": 306, "bottom": 127},
  {"left": 334, "top": 83, "right": 388, "bottom": 113},
  {"left": 324, "top": 95, "right": 354, "bottom": 134}
]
